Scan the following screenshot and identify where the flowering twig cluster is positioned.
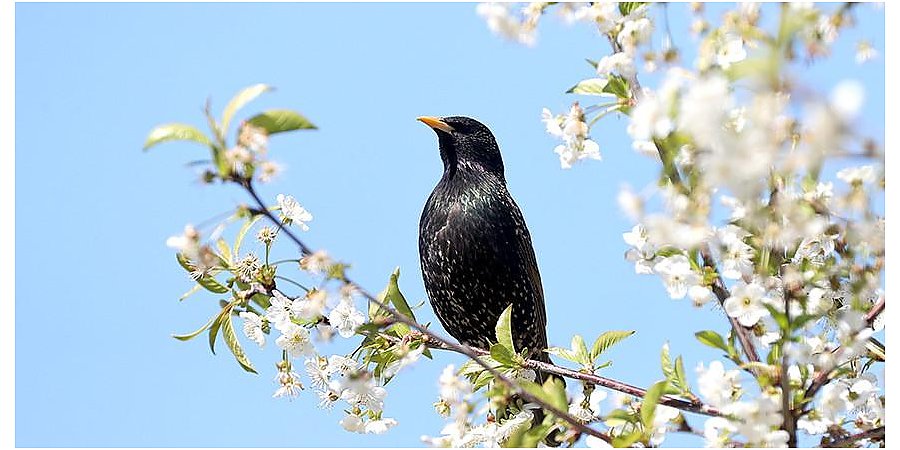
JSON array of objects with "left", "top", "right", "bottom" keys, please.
[
  {"left": 148, "top": 2, "right": 884, "bottom": 448},
  {"left": 149, "top": 84, "right": 695, "bottom": 446},
  {"left": 479, "top": 1, "right": 884, "bottom": 447}
]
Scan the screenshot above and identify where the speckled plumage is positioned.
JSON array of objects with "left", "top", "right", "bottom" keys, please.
[{"left": 418, "top": 116, "right": 552, "bottom": 371}]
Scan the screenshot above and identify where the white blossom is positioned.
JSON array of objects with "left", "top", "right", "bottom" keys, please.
[
  {"left": 596, "top": 52, "right": 636, "bottom": 78},
  {"left": 830, "top": 80, "right": 865, "bottom": 120},
  {"left": 365, "top": 418, "right": 399, "bottom": 434},
  {"left": 617, "top": 17, "right": 653, "bottom": 52},
  {"left": 276, "top": 194, "right": 313, "bottom": 230},
  {"left": 166, "top": 224, "right": 202, "bottom": 262},
  {"left": 234, "top": 254, "right": 261, "bottom": 282},
  {"left": 300, "top": 250, "right": 333, "bottom": 274},
  {"left": 697, "top": 361, "right": 740, "bottom": 408},
  {"left": 305, "top": 357, "right": 331, "bottom": 390},
  {"left": 238, "top": 311, "right": 266, "bottom": 348},
  {"left": 837, "top": 165, "right": 876, "bottom": 185},
  {"left": 715, "top": 225, "right": 755, "bottom": 280},
  {"left": 724, "top": 395, "right": 782, "bottom": 444},
  {"left": 723, "top": 281, "right": 771, "bottom": 327},
  {"left": 238, "top": 123, "right": 269, "bottom": 153},
  {"left": 678, "top": 75, "right": 732, "bottom": 149},
  {"left": 476, "top": 2, "right": 538, "bottom": 46},
  {"left": 569, "top": 388, "right": 607, "bottom": 423},
  {"left": 275, "top": 323, "right": 315, "bottom": 358},
  {"left": 617, "top": 186, "right": 644, "bottom": 221},
  {"left": 340, "top": 413, "right": 366, "bottom": 433},
  {"left": 703, "top": 416, "right": 734, "bottom": 447},
  {"left": 567, "top": 1, "right": 619, "bottom": 32},
  {"left": 855, "top": 41, "right": 878, "bottom": 64},
  {"left": 627, "top": 90, "right": 674, "bottom": 151},
  {"left": 623, "top": 224, "right": 656, "bottom": 274},
  {"left": 328, "top": 298, "right": 366, "bottom": 338},
  {"left": 293, "top": 289, "right": 328, "bottom": 321},
  {"left": 258, "top": 161, "right": 282, "bottom": 183},
  {"left": 716, "top": 35, "right": 747, "bottom": 69},
  {"left": 438, "top": 365, "right": 473, "bottom": 404},
  {"left": 273, "top": 367, "right": 303, "bottom": 399},
  {"left": 649, "top": 405, "right": 680, "bottom": 446},
  {"left": 384, "top": 344, "right": 426, "bottom": 378},
  {"left": 653, "top": 255, "right": 701, "bottom": 299},
  {"left": 545, "top": 103, "right": 602, "bottom": 169},
  {"left": 265, "top": 290, "right": 295, "bottom": 331},
  {"left": 337, "top": 373, "right": 388, "bottom": 413}
]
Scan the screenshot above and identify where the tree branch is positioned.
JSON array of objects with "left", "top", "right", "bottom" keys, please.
[
  {"left": 801, "top": 297, "right": 885, "bottom": 405},
  {"left": 417, "top": 336, "right": 723, "bottom": 417},
  {"left": 238, "top": 178, "right": 612, "bottom": 443},
  {"left": 604, "top": 32, "right": 762, "bottom": 370},
  {"left": 819, "top": 426, "right": 885, "bottom": 448},
  {"left": 700, "top": 246, "right": 762, "bottom": 366}
]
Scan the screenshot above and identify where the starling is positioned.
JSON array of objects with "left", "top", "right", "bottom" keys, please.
[{"left": 417, "top": 115, "right": 554, "bottom": 378}]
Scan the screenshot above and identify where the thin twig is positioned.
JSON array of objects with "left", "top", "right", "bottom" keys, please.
[
  {"left": 604, "top": 32, "right": 762, "bottom": 370},
  {"left": 820, "top": 426, "right": 885, "bottom": 448},
  {"left": 416, "top": 337, "right": 723, "bottom": 417},
  {"left": 802, "top": 298, "right": 885, "bottom": 404},
  {"left": 781, "top": 283, "right": 798, "bottom": 447},
  {"left": 700, "top": 246, "right": 762, "bottom": 366}
]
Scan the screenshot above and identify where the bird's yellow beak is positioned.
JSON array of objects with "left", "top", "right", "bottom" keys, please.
[{"left": 417, "top": 116, "right": 455, "bottom": 133}]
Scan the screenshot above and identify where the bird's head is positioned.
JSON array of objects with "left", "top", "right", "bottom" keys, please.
[{"left": 417, "top": 116, "right": 504, "bottom": 177}]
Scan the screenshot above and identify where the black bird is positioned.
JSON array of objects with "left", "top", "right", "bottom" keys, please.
[{"left": 417, "top": 115, "right": 554, "bottom": 379}]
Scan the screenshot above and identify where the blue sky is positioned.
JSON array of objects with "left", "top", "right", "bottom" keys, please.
[{"left": 15, "top": 3, "right": 884, "bottom": 447}]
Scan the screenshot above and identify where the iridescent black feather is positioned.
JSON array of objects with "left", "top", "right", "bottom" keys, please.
[{"left": 418, "top": 116, "right": 553, "bottom": 371}]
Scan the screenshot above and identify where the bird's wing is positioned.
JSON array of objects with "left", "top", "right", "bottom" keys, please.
[{"left": 508, "top": 197, "right": 549, "bottom": 357}]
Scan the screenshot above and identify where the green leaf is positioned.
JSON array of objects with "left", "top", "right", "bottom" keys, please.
[
  {"left": 546, "top": 346, "right": 579, "bottom": 364},
  {"left": 216, "top": 238, "right": 232, "bottom": 266},
  {"left": 603, "top": 75, "right": 631, "bottom": 99},
  {"left": 221, "top": 312, "right": 258, "bottom": 374},
  {"left": 176, "top": 251, "right": 229, "bottom": 293},
  {"left": 176, "top": 252, "right": 195, "bottom": 273},
  {"left": 695, "top": 330, "right": 729, "bottom": 352},
  {"left": 571, "top": 335, "right": 589, "bottom": 366},
  {"left": 505, "top": 422, "right": 548, "bottom": 448},
  {"left": 221, "top": 83, "right": 272, "bottom": 135},
  {"left": 767, "top": 342, "right": 782, "bottom": 365},
  {"left": 661, "top": 343, "right": 675, "bottom": 382},
  {"left": 543, "top": 376, "right": 568, "bottom": 412},
  {"left": 490, "top": 343, "right": 517, "bottom": 366},
  {"left": 591, "top": 330, "right": 635, "bottom": 359},
  {"left": 172, "top": 315, "right": 216, "bottom": 341},
  {"left": 143, "top": 123, "right": 211, "bottom": 151},
  {"left": 566, "top": 78, "right": 614, "bottom": 96},
  {"left": 604, "top": 408, "right": 637, "bottom": 426},
  {"left": 246, "top": 109, "right": 317, "bottom": 134},
  {"left": 208, "top": 304, "right": 232, "bottom": 355},
  {"left": 234, "top": 214, "right": 262, "bottom": 257},
  {"left": 387, "top": 268, "right": 416, "bottom": 319},
  {"left": 611, "top": 429, "right": 643, "bottom": 448},
  {"left": 618, "top": 2, "right": 645, "bottom": 15},
  {"left": 495, "top": 304, "right": 515, "bottom": 352},
  {"left": 674, "top": 355, "right": 690, "bottom": 394},
  {"left": 519, "top": 377, "right": 568, "bottom": 415},
  {"left": 197, "top": 274, "right": 229, "bottom": 294},
  {"left": 372, "top": 268, "right": 416, "bottom": 335},
  {"left": 763, "top": 303, "right": 789, "bottom": 330},
  {"left": 641, "top": 380, "right": 668, "bottom": 428},
  {"left": 179, "top": 284, "right": 203, "bottom": 301}
]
